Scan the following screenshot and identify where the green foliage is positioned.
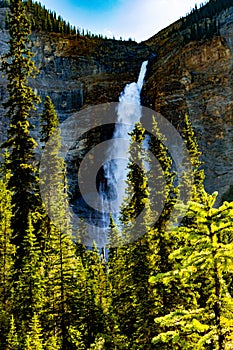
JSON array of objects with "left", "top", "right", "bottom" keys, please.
[
  {"left": 181, "top": 114, "right": 205, "bottom": 202},
  {"left": 121, "top": 122, "right": 149, "bottom": 225},
  {"left": 23, "top": 0, "right": 77, "bottom": 35},
  {"left": 12, "top": 214, "right": 44, "bottom": 329},
  {"left": 0, "top": 157, "right": 13, "bottom": 309},
  {"left": 24, "top": 314, "right": 44, "bottom": 350},
  {"left": 1, "top": 0, "right": 41, "bottom": 271},
  {"left": 150, "top": 192, "right": 233, "bottom": 349},
  {"left": 88, "top": 337, "right": 105, "bottom": 350},
  {"left": 40, "top": 96, "right": 59, "bottom": 145},
  {"left": 108, "top": 123, "right": 156, "bottom": 348},
  {"left": 6, "top": 316, "right": 20, "bottom": 350},
  {"left": 147, "top": 116, "right": 178, "bottom": 230}
]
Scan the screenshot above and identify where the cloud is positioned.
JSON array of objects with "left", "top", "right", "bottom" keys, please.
[{"left": 108, "top": 0, "right": 204, "bottom": 41}]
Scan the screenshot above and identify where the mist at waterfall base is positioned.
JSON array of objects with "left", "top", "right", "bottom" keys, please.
[{"left": 76, "top": 61, "right": 148, "bottom": 247}]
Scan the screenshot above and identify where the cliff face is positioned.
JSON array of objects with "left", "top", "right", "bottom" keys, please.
[
  {"left": 0, "top": 4, "right": 233, "bottom": 202},
  {"left": 30, "top": 34, "right": 152, "bottom": 112},
  {"left": 142, "top": 6, "right": 233, "bottom": 202},
  {"left": 0, "top": 5, "right": 152, "bottom": 134}
]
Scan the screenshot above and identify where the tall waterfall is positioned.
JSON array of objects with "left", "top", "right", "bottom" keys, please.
[{"left": 99, "top": 61, "right": 148, "bottom": 233}]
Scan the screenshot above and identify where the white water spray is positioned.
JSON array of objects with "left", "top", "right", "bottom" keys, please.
[{"left": 100, "top": 61, "right": 148, "bottom": 229}]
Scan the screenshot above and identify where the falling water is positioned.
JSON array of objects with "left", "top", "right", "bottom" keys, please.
[{"left": 99, "top": 61, "right": 148, "bottom": 233}]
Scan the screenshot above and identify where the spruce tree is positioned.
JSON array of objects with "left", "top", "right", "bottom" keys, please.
[
  {"left": 146, "top": 117, "right": 185, "bottom": 349},
  {"left": 0, "top": 155, "right": 13, "bottom": 348},
  {"left": 1, "top": 0, "right": 40, "bottom": 271},
  {"left": 109, "top": 123, "right": 155, "bottom": 348},
  {"left": 181, "top": 114, "right": 205, "bottom": 203},
  {"left": 13, "top": 214, "right": 44, "bottom": 331},
  {"left": 24, "top": 314, "right": 44, "bottom": 350},
  {"left": 39, "top": 96, "right": 94, "bottom": 349},
  {"left": 147, "top": 117, "right": 178, "bottom": 308},
  {"left": 6, "top": 316, "right": 20, "bottom": 350},
  {"left": 150, "top": 192, "right": 233, "bottom": 349},
  {"left": 40, "top": 96, "right": 59, "bottom": 145}
]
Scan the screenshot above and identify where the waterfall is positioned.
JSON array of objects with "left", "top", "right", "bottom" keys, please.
[{"left": 99, "top": 61, "right": 148, "bottom": 235}]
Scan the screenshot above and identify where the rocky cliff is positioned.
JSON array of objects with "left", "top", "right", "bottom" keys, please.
[
  {"left": 0, "top": 5, "right": 152, "bottom": 135},
  {"left": 142, "top": 5, "right": 233, "bottom": 203},
  {"left": 0, "top": 2, "right": 233, "bottom": 203}
]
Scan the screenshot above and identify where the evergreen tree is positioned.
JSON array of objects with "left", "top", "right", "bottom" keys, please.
[
  {"left": 24, "top": 314, "right": 44, "bottom": 350},
  {"left": 181, "top": 114, "right": 205, "bottom": 203},
  {"left": 1, "top": 0, "right": 41, "bottom": 271},
  {"left": 109, "top": 123, "right": 155, "bottom": 348},
  {"left": 146, "top": 117, "right": 184, "bottom": 349},
  {"left": 147, "top": 115, "right": 178, "bottom": 290},
  {"left": 40, "top": 96, "right": 59, "bottom": 145},
  {"left": 146, "top": 116, "right": 178, "bottom": 234},
  {"left": 39, "top": 96, "right": 97, "bottom": 349},
  {"left": 0, "top": 155, "right": 13, "bottom": 348},
  {"left": 6, "top": 316, "right": 20, "bottom": 350},
  {"left": 39, "top": 100, "right": 70, "bottom": 348},
  {"left": 13, "top": 214, "right": 44, "bottom": 331},
  {"left": 44, "top": 336, "right": 60, "bottom": 350},
  {"left": 150, "top": 192, "right": 233, "bottom": 349}
]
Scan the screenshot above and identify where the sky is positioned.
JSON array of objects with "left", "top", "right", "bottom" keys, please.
[{"left": 39, "top": 0, "right": 206, "bottom": 42}]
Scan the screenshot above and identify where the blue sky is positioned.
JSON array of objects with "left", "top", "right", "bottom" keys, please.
[{"left": 39, "top": 0, "right": 206, "bottom": 42}]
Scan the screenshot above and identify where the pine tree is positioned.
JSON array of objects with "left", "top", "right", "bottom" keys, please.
[
  {"left": 120, "top": 122, "right": 149, "bottom": 226},
  {"left": 145, "top": 117, "right": 185, "bottom": 349},
  {"left": 39, "top": 97, "right": 94, "bottom": 349},
  {"left": 24, "top": 314, "right": 44, "bottom": 350},
  {"left": 147, "top": 116, "right": 178, "bottom": 302},
  {"left": 12, "top": 214, "right": 44, "bottom": 331},
  {"left": 44, "top": 335, "right": 60, "bottom": 350},
  {"left": 6, "top": 316, "right": 20, "bottom": 350},
  {"left": 1, "top": 0, "right": 41, "bottom": 271},
  {"left": 0, "top": 154, "right": 13, "bottom": 348},
  {"left": 181, "top": 114, "right": 205, "bottom": 203},
  {"left": 150, "top": 192, "right": 233, "bottom": 349},
  {"left": 40, "top": 96, "right": 59, "bottom": 145},
  {"left": 109, "top": 123, "right": 156, "bottom": 348}
]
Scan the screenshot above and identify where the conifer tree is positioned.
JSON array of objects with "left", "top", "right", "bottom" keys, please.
[
  {"left": 145, "top": 117, "right": 186, "bottom": 349},
  {"left": 1, "top": 0, "right": 40, "bottom": 271},
  {"left": 44, "top": 336, "right": 60, "bottom": 350},
  {"left": 84, "top": 244, "right": 113, "bottom": 344},
  {"left": 147, "top": 116, "right": 178, "bottom": 232},
  {"left": 13, "top": 214, "right": 44, "bottom": 330},
  {"left": 150, "top": 192, "right": 233, "bottom": 349},
  {"left": 39, "top": 96, "right": 94, "bottom": 349},
  {"left": 181, "top": 114, "right": 205, "bottom": 203},
  {"left": 147, "top": 117, "right": 178, "bottom": 305},
  {"left": 109, "top": 123, "right": 155, "bottom": 348},
  {"left": 24, "top": 314, "right": 44, "bottom": 350},
  {"left": 6, "top": 316, "right": 20, "bottom": 350},
  {"left": 40, "top": 96, "right": 59, "bottom": 145},
  {"left": 39, "top": 101, "right": 70, "bottom": 348},
  {"left": 0, "top": 155, "right": 13, "bottom": 348}
]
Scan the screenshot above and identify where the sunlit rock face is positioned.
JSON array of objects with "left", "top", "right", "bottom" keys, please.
[
  {"left": 143, "top": 6, "right": 233, "bottom": 203},
  {"left": 0, "top": 8, "right": 152, "bottom": 140}
]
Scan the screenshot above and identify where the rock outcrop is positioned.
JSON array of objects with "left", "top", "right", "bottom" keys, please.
[
  {"left": 0, "top": 4, "right": 152, "bottom": 139},
  {"left": 142, "top": 6, "right": 233, "bottom": 203}
]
